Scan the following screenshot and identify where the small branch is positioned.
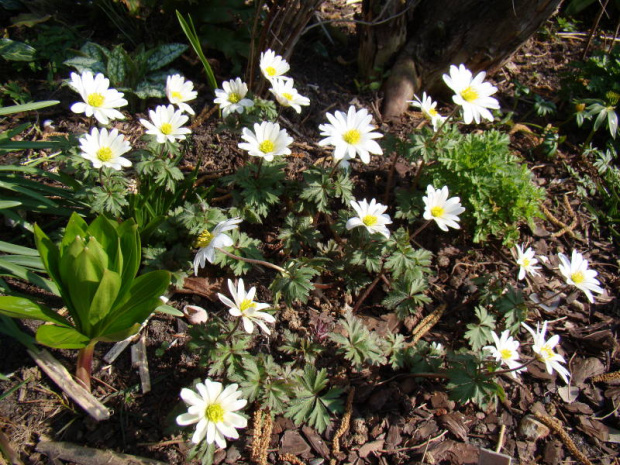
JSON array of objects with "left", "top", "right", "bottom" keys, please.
[
  {"left": 352, "top": 273, "right": 383, "bottom": 312},
  {"left": 216, "top": 247, "right": 286, "bottom": 273}
]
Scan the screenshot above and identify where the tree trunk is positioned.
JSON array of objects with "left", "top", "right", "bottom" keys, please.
[{"left": 359, "top": 0, "right": 562, "bottom": 120}]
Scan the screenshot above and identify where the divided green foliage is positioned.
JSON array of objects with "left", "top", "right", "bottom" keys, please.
[
  {"left": 464, "top": 306, "right": 496, "bottom": 352},
  {"left": 330, "top": 310, "right": 387, "bottom": 370},
  {"left": 298, "top": 166, "right": 354, "bottom": 214},
  {"left": 285, "top": 366, "right": 344, "bottom": 434},
  {"left": 447, "top": 353, "right": 504, "bottom": 409},
  {"left": 423, "top": 130, "right": 545, "bottom": 245}
]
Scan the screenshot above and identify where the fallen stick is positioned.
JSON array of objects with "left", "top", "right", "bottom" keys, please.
[
  {"left": 27, "top": 347, "right": 110, "bottom": 421},
  {"left": 36, "top": 441, "right": 167, "bottom": 465},
  {"left": 131, "top": 332, "right": 151, "bottom": 394}
]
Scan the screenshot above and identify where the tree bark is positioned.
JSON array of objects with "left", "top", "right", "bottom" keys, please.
[{"left": 359, "top": 0, "right": 562, "bottom": 120}]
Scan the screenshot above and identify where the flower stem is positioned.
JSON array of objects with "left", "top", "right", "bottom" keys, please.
[
  {"left": 254, "top": 158, "right": 264, "bottom": 180},
  {"left": 76, "top": 341, "right": 97, "bottom": 392},
  {"left": 481, "top": 357, "right": 536, "bottom": 378},
  {"left": 329, "top": 159, "right": 342, "bottom": 178},
  {"left": 226, "top": 318, "right": 241, "bottom": 342},
  {"left": 353, "top": 272, "right": 384, "bottom": 312},
  {"left": 410, "top": 219, "right": 432, "bottom": 242},
  {"left": 216, "top": 247, "right": 286, "bottom": 274},
  {"left": 383, "top": 150, "right": 400, "bottom": 205},
  {"left": 430, "top": 107, "right": 458, "bottom": 143}
]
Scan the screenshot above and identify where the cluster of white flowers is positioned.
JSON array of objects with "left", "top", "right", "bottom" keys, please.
[
  {"left": 407, "top": 64, "right": 500, "bottom": 130},
  {"left": 513, "top": 245, "right": 603, "bottom": 303},
  {"left": 68, "top": 71, "right": 196, "bottom": 170}
]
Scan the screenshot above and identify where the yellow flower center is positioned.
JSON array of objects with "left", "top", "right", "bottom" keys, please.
[
  {"left": 362, "top": 215, "right": 378, "bottom": 226},
  {"left": 228, "top": 92, "right": 241, "bottom": 104},
  {"left": 460, "top": 86, "right": 479, "bottom": 102},
  {"left": 342, "top": 129, "right": 361, "bottom": 145},
  {"left": 500, "top": 349, "right": 513, "bottom": 360},
  {"left": 160, "top": 123, "right": 173, "bottom": 135},
  {"left": 540, "top": 345, "right": 554, "bottom": 361},
  {"left": 265, "top": 66, "right": 277, "bottom": 77},
  {"left": 87, "top": 93, "right": 105, "bottom": 108},
  {"left": 571, "top": 271, "right": 585, "bottom": 284},
  {"left": 430, "top": 206, "right": 444, "bottom": 218},
  {"left": 259, "top": 140, "right": 275, "bottom": 153},
  {"left": 171, "top": 91, "right": 183, "bottom": 101},
  {"left": 575, "top": 103, "right": 586, "bottom": 112},
  {"left": 205, "top": 403, "right": 225, "bottom": 423},
  {"left": 96, "top": 146, "right": 113, "bottom": 162},
  {"left": 521, "top": 258, "right": 530, "bottom": 267},
  {"left": 282, "top": 92, "right": 294, "bottom": 101},
  {"left": 195, "top": 230, "right": 213, "bottom": 248},
  {"left": 240, "top": 299, "right": 255, "bottom": 312},
  {"left": 428, "top": 108, "right": 438, "bottom": 117}
]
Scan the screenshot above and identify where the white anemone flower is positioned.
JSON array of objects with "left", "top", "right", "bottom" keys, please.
[
  {"left": 346, "top": 198, "right": 392, "bottom": 239},
  {"left": 442, "top": 64, "right": 500, "bottom": 124},
  {"left": 318, "top": 105, "right": 383, "bottom": 164},
  {"left": 140, "top": 104, "right": 191, "bottom": 144},
  {"left": 408, "top": 92, "right": 446, "bottom": 131},
  {"left": 79, "top": 127, "right": 132, "bottom": 170},
  {"left": 218, "top": 279, "right": 275, "bottom": 335},
  {"left": 483, "top": 330, "right": 524, "bottom": 378},
  {"left": 422, "top": 185, "right": 465, "bottom": 231},
  {"left": 176, "top": 378, "right": 247, "bottom": 447},
  {"left": 260, "top": 49, "right": 290, "bottom": 81},
  {"left": 269, "top": 78, "right": 310, "bottom": 113},
  {"left": 238, "top": 121, "right": 293, "bottom": 161},
  {"left": 69, "top": 71, "right": 127, "bottom": 125},
  {"left": 558, "top": 250, "right": 603, "bottom": 303},
  {"left": 193, "top": 218, "right": 242, "bottom": 275},
  {"left": 522, "top": 321, "right": 571, "bottom": 383},
  {"left": 514, "top": 244, "right": 541, "bottom": 281},
  {"left": 166, "top": 74, "right": 198, "bottom": 115},
  {"left": 214, "top": 78, "right": 254, "bottom": 118}
]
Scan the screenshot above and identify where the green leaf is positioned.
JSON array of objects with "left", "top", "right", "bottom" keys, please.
[
  {"left": 0, "top": 100, "right": 59, "bottom": 116},
  {"left": 145, "top": 43, "right": 187, "bottom": 72},
  {"left": 88, "top": 269, "right": 122, "bottom": 326},
  {"left": 33, "top": 223, "right": 63, "bottom": 291},
  {"left": 107, "top": 45, "right": 128, "bottom": 87},
  {"left": 0, "top": 257, "right": 59, "bottom": 295},
  {"left": 0, "top": 240, "right": 39, "bottom": 256},
  {"left": 133, "top": 80, "right": 165, "bottom": 99},
  {"left": 464, "top": 306, "right": 496, "bottom": 351},
  {"left": 0, "top": 38, "right": 36, "bottom": 61},
  {"left": 0, "top": 296, "right": 70, "bottom": 326},
  {"left": 62, "top": 56, "right": 102, "bottom": 73},
  {"left": 176, "top": 12, "right": 217, "bottom": 91},
  {"left": 36, "top": 324, "right": 90, "bottom": 349}
]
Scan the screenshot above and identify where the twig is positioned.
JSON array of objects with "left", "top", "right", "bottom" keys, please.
[
  {"left": 36, "top": 441, "right": 166, "bottom": 465},
  {"left": 533, "top": 412, "right": 594, "bottom": 465}
]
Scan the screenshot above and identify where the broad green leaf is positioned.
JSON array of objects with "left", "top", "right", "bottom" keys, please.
[
  {"left": 0, "top": 296, "right": 70, "bottom": 326},
  {"left": 88, "top": 269, "right": 121, "bottom": 326},
  {"left": 107, "top": 45, "right": 128, "bottom": 87},
  {"left": 145, "top": 43, "right": 187, "bottom": 72},
  {"left": 0, "top": 315, "right": 36, "bottom": 350},
  {"left": 0, "top": 38, "right": 36, "bottom": 61},
  {"left": 133, "top": 80, "right": 165, "bottom": 99},
  {"left": 94, "top": 270, "right": 170, "bottom": 339},
  {"left": 0, "top": 100, "right": 59, "bottom": 116},
  {"left": 62, "top": 56, "right": 102, "bottom": 73},
  {"left": 155, "top": 304, "right": 183, "bottom": 317},
  {"left": 36, "top": 324, "right": 90, "bottom": 349},
  {"left": 33, "top": 224, "right": 62, "bottom": 288},
  {"left": 115, "top": 219, "right": 140, "bottom": 302},
  {"left": 61, "top": 212, "right": 89, "bottom": 250},
  {"left": 86, "top": 215, "right": 121, "bottom": 274},
  {"left": 80, "top": 41, "right": 110, "bottom": 61}
]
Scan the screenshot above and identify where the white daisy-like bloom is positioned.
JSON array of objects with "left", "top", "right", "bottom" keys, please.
[
  {"left": 558, "top": 250, "right": 604, "bottom": 303},
  {"left": 218, "top": 279, "right": 275, "bottom": 335},
  {"left": 346, "top": 198, "right": 392, "bottom": 239},
  {"left": 238, "top": 121, "right": 293, "bottom": 162},
  {"left": 176, "top": 378, "right": 247, "bottom": 447},
  {"left": 483, "top": 330, "right": 525, "bottom": 378},
  {"left": 408, "top": 92, "right": 446, "bottom": 131},
  {"left": 166, "top": 74, "right": 198, "bottom": 115},
  {"left": 422, "top": 185, "right": 466, "bottom": 232},
  {"left": 69, "top": 71, "right": 127, "bottom": 125},
  {"left": 193, "top": 218, "right": 242, "bottom": 275},
  {"left": 318, "top": 105, "right": 383, "bottom": 164},
  {"left": 514, "top": 244, "right": 541, "bottom": 281},
  {"left": 260, "top": 49, "right": 290, "bottom": 81},
  {"left": 213, "top": 78, "right": 254, "bottom": 118},
  {"left": 522, "top": 321, "right": 570, "bottom": 383},
  {"left": 78, "top": 127, "right": 132, "bottom": 170},
  {"left": 139, "top": 104, "right": 191, "bottom": 144},
  {"left": 269, "top": 77, "right": 310, "bottom": 113},
  {"left": 442, "top": 64, "right": 500, "bottom": 124},
  {"left": 429, "top": 342, "right": 445, "bottom": 356}
]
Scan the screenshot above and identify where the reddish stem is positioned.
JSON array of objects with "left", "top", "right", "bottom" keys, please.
[{"left": 76, "top": 341, "right": 96, "bottom": 392}]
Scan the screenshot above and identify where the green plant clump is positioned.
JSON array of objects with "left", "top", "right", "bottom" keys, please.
[{"left": 423, "top": 130, "right": 545, "bottom": 245}]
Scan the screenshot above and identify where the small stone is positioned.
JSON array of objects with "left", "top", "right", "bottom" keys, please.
[
  {"left": 518, "top": 414, "right": 550, "bottom": 441},
  {"left": 225, "top": 445, "right": 241, "bottom": 464}
]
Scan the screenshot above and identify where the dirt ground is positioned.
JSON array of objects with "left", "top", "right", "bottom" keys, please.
[{"left": 1, "top": 3, "right": 619, "bottom": 465}]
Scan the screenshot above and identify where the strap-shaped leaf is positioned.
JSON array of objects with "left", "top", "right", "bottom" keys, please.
[
  {"left": 36, "top": 324, "right": 90, "bottom": 349},
  {"left": 0, "top": 296, "right": 70, "bottom": 326},
  {"left": 0, "top": 100, "right": 59, "bottom": 116},
  {"left": 33, "top": 224, "right": 63, "bottom": 291}
]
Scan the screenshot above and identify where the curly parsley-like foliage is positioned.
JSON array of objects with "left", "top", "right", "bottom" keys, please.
[{"left": 423, "top": 130, "right": 545, "bottom": 245}]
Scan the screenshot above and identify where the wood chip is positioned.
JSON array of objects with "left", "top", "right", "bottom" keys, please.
[
  {"left": 36, "top": 441, "right": 166, "bottom": 465},
  {"left": 27, "top": 348, "right": 110, "bottom": 421}
]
